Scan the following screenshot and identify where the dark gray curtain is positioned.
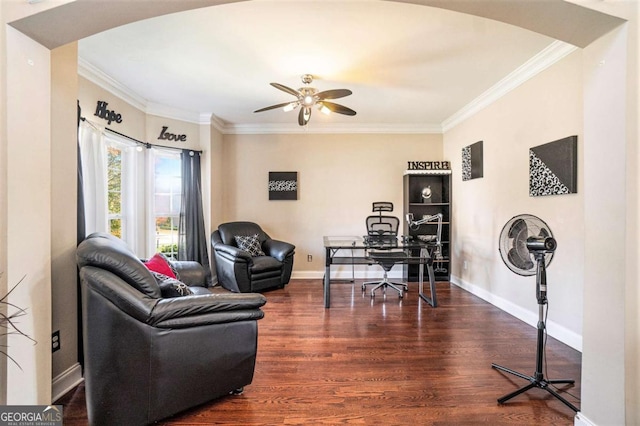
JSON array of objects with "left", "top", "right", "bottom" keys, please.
[
  {"left": 77, "top": 101, "right": 86, "bottom": 369},
  {"left": 77, "top": 101, "right": 86, "bottom": 244},
  {"left": 178, "top": 150, "right": 212, "bottom": 285}
]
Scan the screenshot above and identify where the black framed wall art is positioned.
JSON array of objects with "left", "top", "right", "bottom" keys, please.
[
  {"left": 269, "top": 171, "right": 298, "bottom": 200},
  {"left": 529, "top": 135, "right": 578, "bottom": 197},
  {"left": 462, "top": 140, "right": 483, "bottom": 181}
]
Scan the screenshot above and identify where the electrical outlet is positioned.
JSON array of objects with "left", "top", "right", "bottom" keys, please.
[
  {"left": 307, "top": 254, "right": 312, "bottom": 262},
  {"left": 52, "top": 330, "right": 60, "bottom": 353},
  {"left": 463, "top": 261, "right": 468, "bottom": 270}
]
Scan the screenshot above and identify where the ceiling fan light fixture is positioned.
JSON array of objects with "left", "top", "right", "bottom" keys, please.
[
  {"left": 319, "top": 104, "right": 331, "bottom": 115},
  {"left": 283, "top": 102, "right": 296, "bottom": 112},
  {"left": 303, "top": 94, "right": 315, "bottom": 106}
]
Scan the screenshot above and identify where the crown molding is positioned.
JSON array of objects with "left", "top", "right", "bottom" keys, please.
[
  {"left": 221, "top": 122, "right": 443, "bottom": 135},
  {"left": 441, "top": 40, "right": 578, "bottom": 133},
  {"left": 210, "top": 114, "right": 227, "bottom": 133},
  {"left": 77, "top": 57, "right": 148, "bottom": 112},
  {"left": 79, "top": 39, "right": 576, "bottom": 135},
  {"left": 145, "top": 102, "right": 203, "bottom": 125}
]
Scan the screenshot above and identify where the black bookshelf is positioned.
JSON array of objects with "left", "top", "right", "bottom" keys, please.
[{"left": 403, "top": 171, "right": 452, "bottom": 282}]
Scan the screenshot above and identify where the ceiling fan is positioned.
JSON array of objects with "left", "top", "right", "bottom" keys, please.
[{"left": 254, "top": 74, "right": 356, "bottom": 126}]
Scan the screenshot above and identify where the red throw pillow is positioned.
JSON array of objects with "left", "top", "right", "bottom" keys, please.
[{"left": 144, "top": 253, "right": 176, "bottom": 279}]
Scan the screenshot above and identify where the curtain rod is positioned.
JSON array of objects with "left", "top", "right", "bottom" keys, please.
[{"left": 80, "top": 117, "right": 202, "bottom": 154}]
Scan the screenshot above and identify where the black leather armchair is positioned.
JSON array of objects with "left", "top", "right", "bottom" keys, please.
[
  {"left": 76, "top": 232, "right": 267, "bottom": 426},
  {"left": 211, "top": 222, "right": 295, "bottom": 293}
]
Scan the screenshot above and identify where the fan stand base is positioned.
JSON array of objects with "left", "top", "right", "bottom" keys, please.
[
  {"left": 491, "top": 363, "right": 578, "bottom": 412},
  {"left": 492, "top": 251, "right": 579, "bottom": 413}
]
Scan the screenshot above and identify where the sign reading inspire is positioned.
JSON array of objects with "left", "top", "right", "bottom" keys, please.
[
  {"left": 407, "top": 161, "right": 450, "bottom": 171},
  {"left": 0, "top": 405, "right": 63, "bottom": 426}
]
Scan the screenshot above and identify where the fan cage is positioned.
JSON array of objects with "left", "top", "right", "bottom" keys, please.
[{"left": 498, "top": 214, "right": 554, "bottom": 277}]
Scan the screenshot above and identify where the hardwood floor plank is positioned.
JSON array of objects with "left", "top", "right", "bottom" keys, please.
[{"left": 57, "top": 280, "right": 581, "bottom": 425}]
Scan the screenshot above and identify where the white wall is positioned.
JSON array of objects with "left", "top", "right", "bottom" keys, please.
[
  {"left": 581, "top": 26, "right": 628, "bottom": 426},
  {"left": 444, "top": 51, "right": 584, "bottom": 350},
  {"left": 5, "top": 26, "right": 52, "bottom": 404},
  {"left": 221, "top": 132, "right": 442, "bottom": 275},
  {"left": 50, "top": 41, "right": 80, "bottom": 388},
  {"left": 0, "top": 0, "right": 7, "bottom": 404}
]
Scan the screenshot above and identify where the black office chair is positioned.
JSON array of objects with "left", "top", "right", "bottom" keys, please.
[{"left": 362, "top": 202, "right": 408, "bottom": 298}]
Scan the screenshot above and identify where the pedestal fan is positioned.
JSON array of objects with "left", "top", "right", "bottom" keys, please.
[{"left": 492, "top": 214, "right": 578, "bottom": 412}]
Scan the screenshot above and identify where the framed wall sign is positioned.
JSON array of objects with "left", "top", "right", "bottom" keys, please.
[
  {"left": 462, "top": 140, "right": 483, "bottom": 181},
  {"left": 269, "top": 172, "right": 298, "bottom": 200},
  {"left": 529, "top": 135, "right": 578, "bottom": 197}
]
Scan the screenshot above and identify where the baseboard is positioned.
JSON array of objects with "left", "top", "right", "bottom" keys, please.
[
  {"left": 574, "top": 412, "right": 594, "bottom": 426},
  {"left": 52, "top": 362, "right": 83, "bottom": 402},
  {"left": 450, "top": 275, "right": 582, "bottom": 352}
]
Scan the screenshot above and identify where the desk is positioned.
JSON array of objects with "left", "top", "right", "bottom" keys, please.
[{"left": 323, "top": 236, "right": 437, "bottom": 308}]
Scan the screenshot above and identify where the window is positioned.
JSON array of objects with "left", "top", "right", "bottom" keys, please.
[
  {"left": 107, "top": 145, "right": 123, "bottom": 238},
  {"left": 80, "top": 123, "right": 184, "bottom": 258},
  {"left": 152, "top": 150, "right": 182, "bottom": 259},
  {"left": 105, "top": 134, "right": 140, "bottom": 248}
]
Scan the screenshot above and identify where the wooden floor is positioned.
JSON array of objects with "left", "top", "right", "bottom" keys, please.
[{"left": 57, "top": 280, "right": 581, "bottom": 425}]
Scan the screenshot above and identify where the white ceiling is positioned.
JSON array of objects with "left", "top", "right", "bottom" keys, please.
[{"left": 77, "top": 0, "right": 562, "bottom": 132}]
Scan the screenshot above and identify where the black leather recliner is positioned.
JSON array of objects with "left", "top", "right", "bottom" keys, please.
[
  {"left": 76, "top": 232, "right": 267, "bottom": 426},
  {"left": 211, "top": 222, "right": 295, "bottom": 293}
]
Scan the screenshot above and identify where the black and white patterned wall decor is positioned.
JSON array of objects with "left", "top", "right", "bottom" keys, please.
[
  {"left": 529, "top": 135, "right": 578, "bottom": 197},
  {"left": 269, "top": 172, "right": 298, "bottom": 200},
  {"left": 462, "top": 140, "right": 483, "bottom": 181}
]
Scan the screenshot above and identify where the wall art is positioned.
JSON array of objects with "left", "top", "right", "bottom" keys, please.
[
  {"left": 407, "top": 161, "right": 450, "bottom": 171},
  {"left": 94, "top": 100, "right": 123, "bottom": 125},
  {"left": 157, "top": 126, "right": 187, "bottom": 142},
  {"left": 462, "top": 140, "right": 483, "bottom": 181},
  {"left": 269, "top": 171, "right": 298, "bottom": 200},
  {"left": 529, "top": 135, "right": 578, "bottom": 197}
]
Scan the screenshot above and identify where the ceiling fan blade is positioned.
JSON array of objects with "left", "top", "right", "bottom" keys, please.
[
  {"left": 298, "top": 107, "right": 312, "bottom": 126},
  {"left": 316, "top": 89, "right": 352, "bottom": 100},
  {"left": 321, "top": 101, "right": 357, "bottom": 116},
  {"left": 254, "top": 101, "right": 296, "bottom": 113},
  {"left": 298, "top": 107, "right": 305, "bottom": 126},
  {"left": 271, "top": 82, "right": 300, "bottom": 97}
]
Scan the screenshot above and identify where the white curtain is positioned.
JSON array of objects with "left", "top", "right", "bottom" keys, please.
[
  {"left": 78, "top": 121, "right": 108, "bottom": 235},
  {"left": 145, "top": 147, "right": 158, "bottom": 258}
]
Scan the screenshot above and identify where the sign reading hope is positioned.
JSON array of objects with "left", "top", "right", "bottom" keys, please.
[{"left": 94, "top": 101, "right": 123, "bottom": 125}]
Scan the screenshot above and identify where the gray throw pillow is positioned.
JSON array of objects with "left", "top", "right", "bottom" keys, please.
[
  {"left": 234, "top": 234, "right": 266, "bottom": 257},
  {"left": 150, "top": 271, "right": 193, "bottom": 298}
]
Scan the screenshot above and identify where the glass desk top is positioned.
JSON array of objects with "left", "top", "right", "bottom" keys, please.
[
  {"left": 323, "top": 235, "right": 438, "bottom": 308},
  {"left": 323, "top": 235, "right": 432, "bottom": 249}
]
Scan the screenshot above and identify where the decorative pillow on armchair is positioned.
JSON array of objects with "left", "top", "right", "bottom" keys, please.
[
  {"left": 150, "top": 271, "right": 193, "bottom": 298},
  {"left": 144, "top": 252, "right": 179, "bottom": 279},
  {"left": 234, "top": 234, "right": 266, "bottom": 257}
]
